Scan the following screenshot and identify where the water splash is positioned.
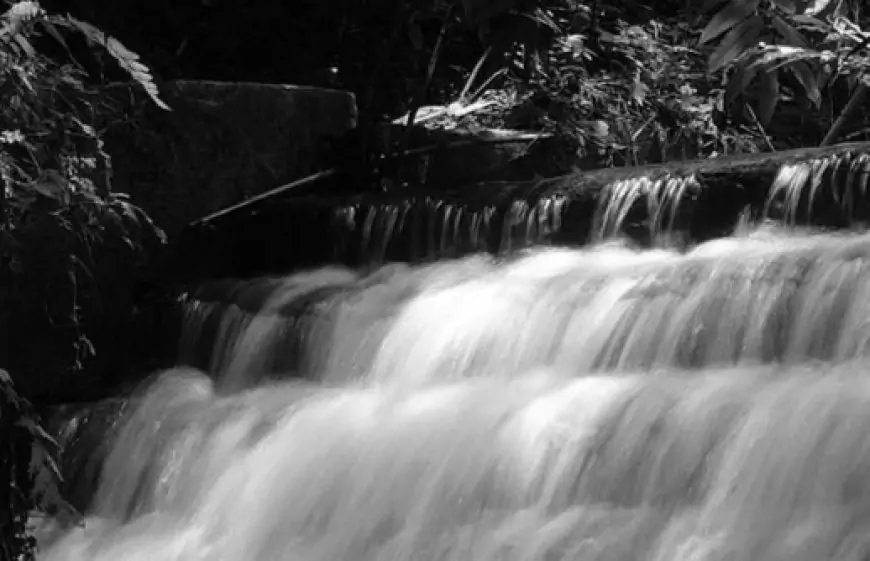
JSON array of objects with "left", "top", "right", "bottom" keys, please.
[{"left": 40, "top": 361, "right": 870, "bottom": 561}]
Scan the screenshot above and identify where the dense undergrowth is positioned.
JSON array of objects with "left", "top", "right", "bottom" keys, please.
[
  {"left": 379, "top": 0, "right": 870, "bottom": 175},
  {"left": 35, "top": 0, "right": 870, "bottom": 167},
  {"left": 0, "top": 1, "right": 166, "bottom": 557},
  {"left": 34, "top": 0, "right": 870, "bottom": 174}
]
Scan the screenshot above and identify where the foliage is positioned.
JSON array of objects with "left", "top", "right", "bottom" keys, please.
[
  {"left": 699, "top": 0, "right": 869, "bottom": 140},
  {"left": 369, "top": 0, "right": 772, "bottom": 177},
  {"left": 380, "top": 0, "right": 870, "bottom": 174},
  {"left": 496, "top": 15, "right": 763, "bottom": 167},
  {"left": 39, "top": 0, "right": 870, "bottom": 171},
  {"left": 0, "top": 0, "right": 167, "bottom": 556},
  {"left": 0, "top": 369, "right": 75, "bottom": 561}
]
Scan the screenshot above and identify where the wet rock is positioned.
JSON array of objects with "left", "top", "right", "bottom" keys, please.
[{"left": 172, "top": 141, "right": 870, "bottom": 280}]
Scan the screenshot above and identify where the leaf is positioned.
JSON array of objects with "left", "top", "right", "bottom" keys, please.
[
  {"left": 530, "top": 7, "right": 561, "bottom": 33},
  {"left": 771, "top": 14, "right": 811, "bottom": 48},
  {"left": 803, "top": 0, "right": 833, "bottom": 16},
  {"left": 41, "top": 19, "right": 72, "bottom": 54},
  {"left": 63, "top": 15, "right": 171, "bottom": 111},
  {"left": 13, "top": 32, "right": 35, "bottom": 57},
  {"left": 772, "top": 0, "right": 798, "bottom": 14},
  {"left": 27, "top": 430, "right": 81, "bottom": 524},
  {"left": 30, "top": 171, "right": 68, "bottom": 203},
  {"left": 790, "top": 14, "right": 829, "bottom": 31},
  {"left": 746, "top": 44, "right": 823, "bottom": 74},
  {"left": 17, "top": 416, "right": 59, "bottom": 453},
  {"left": 699, "top": 0, "right": 761, "bottom": 45},
  {"left": 788, "top": 60, "right": 822, "bottom": 106},
  {"left": 708, "top": 14, "right": 764, "bottom": 72},
  {"left": 756, "top": 69, "right": 780, "bottom": 127},
  {"left": 725, "top": 51, "right": 761, "bottom": 105}
]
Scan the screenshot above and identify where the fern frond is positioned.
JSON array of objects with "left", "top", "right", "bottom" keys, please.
[{"left": 61, "top": 14, "right": 171, "bottom": 111}]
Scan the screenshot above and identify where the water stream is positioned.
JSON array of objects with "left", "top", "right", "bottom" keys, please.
[
  {"left": 36, "top": 223, "right": 870, "bottom": 561},
  {"left": 36, "top": 155, "right": 870, "bottom": 560}
]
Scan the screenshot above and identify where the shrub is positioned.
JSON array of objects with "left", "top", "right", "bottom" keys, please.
[{"left": 0, "top": 1, "right": 167, "bottom": 556}]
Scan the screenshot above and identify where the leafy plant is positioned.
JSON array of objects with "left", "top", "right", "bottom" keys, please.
[
  {"left": 0, "top": 0, "right": 167, "bottom": 556},
  {"left": 0, "top": 368, "right": 77, "bottom": 561},
  {"left": 699, "top": 0, "right": 869, "bottom": 139}
]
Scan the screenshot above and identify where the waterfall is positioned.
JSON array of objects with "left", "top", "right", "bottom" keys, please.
[
  {"left": 176, "top": 226, "right": 870, "bottom": 391},
  {"left": 37, "top": 222, "right": 870, "bottom": 561}
]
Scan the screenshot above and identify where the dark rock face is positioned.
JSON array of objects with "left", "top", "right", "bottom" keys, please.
[{"left": 103, "top": 80, "right": 359, "bottom": 236}]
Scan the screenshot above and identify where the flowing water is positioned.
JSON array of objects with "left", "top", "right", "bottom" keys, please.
[{"left": 36, "top": 222, "right": 870, "bottom": 561}]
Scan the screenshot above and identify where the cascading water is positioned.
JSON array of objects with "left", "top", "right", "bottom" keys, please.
[
  {"left": 36, "top": 155, "right": 870, "bottom": 560},
  {"left": 174, "top": 226, "right": 870, "bottom": 391},
  {"left": 37, "top": 225, "right": 870, "bottom": 561}
]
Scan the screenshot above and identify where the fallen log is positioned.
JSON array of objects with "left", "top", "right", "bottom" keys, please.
[{"left": 173, "top": 141, "right": 870, "bottom": 280}]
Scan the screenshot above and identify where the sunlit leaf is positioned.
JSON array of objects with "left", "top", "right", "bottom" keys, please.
[
  {"left": 803, "top": 0, "right": 833, "bottom": 16},
  {"left": 64, "top": 15, "right": 171, "bottom": 110},
  {"left": 746, "top": 44, "right": 824, "bottom": 74},
  {"left": 699, "top": 0, "right": 761, "bottom": 45},
  {"left": 13, "top": 32, "right": 35, "bottom": 57}
]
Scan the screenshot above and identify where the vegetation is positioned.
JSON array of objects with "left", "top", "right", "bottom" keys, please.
[
  {"left": 0, "top": 1, "right": 166, "bottom": 557},
  {"left": 48, "top": 0, "right": 870, "bottom": 174},
  {"left": 368, "top": 0, "right": 870, "bottom": 171}
]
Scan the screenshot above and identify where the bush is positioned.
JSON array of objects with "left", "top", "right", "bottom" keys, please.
[{"left": 0, "top": 1, "right": 167, "bottom": 556}]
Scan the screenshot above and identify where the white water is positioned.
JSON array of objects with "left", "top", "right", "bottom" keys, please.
[
  {"left": 40, "top": 226, "right": 870, "bottom": 561},
  {"left": 184, "top": 226, "right": 870, "bottom": 391}
]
